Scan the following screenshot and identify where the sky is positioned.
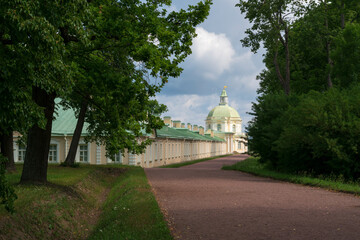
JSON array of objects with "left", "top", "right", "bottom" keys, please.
[{"left": 156, "top": 0, "right": 265, "bottom": 130}]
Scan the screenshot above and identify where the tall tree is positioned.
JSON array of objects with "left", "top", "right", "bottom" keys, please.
[
  {"left": 63, "top": 0, "right": 211, "bottom": 165},
  {"left": 1, "top": 0, "right": 212, "bottom": 182},
  {"left": 236, "top": 0, "right": 303, "bottom": 95}
]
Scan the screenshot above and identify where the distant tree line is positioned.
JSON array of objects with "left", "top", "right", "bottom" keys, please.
[
  {"left": 238, "top": 0, "right": 360, "bottom": 180},
  {"left": 0, "top": 0, "right": 212, "bottom": 212}
]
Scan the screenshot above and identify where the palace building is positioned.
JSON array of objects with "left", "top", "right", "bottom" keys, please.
[
  {"left": 206, "top": 87, "right": 247, "bottom": 153},
  {"left": 12, "top": 88, "right": 247, "bottom": 167}
]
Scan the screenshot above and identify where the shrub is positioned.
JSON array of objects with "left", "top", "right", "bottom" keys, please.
[
  {"left": 248, "top": 86, "right": 360, "bottom": 180},
  {"left": 247, "top": 92, "right": 299, "bottom": 167},
  {"left": 275, "top": 87, "right": 360, "bottom": 180}
]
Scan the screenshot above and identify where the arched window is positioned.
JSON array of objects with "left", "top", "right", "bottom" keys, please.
[
  {"left": 217, "top": 124, "right": 221, "bottom": 131},
  {"left": 232, "top": 124, "right": 236, "bottom": 132}
]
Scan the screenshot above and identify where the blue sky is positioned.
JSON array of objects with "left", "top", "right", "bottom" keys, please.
[{"left": 157, "top": 0, "right": 265, "bottom": 129}]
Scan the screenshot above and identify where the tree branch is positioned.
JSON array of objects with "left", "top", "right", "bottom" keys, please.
[{"left": 59, "top": 27, "right": 79, "bottom": 44}]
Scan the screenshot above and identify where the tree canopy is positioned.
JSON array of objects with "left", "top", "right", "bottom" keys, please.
[
  {"left": 0, "top": 0, "right": 212, "bottom": 211},
  {"left": 241, "top": 0, "right": 360, "bottom": 180}
]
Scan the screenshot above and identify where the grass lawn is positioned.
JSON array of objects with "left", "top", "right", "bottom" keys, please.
[
  {"left": 159, "top": 154, "right": 232, "bottom": 168},
  {"left": 1, "top": 164, "right": 172, "bottom": 240},
  {"left": 223, "top": 157, "right": 360, "bottom": 195}
]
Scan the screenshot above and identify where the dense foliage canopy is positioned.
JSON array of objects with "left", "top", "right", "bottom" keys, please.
[
  {"left": 240, "top": 0, "right": 360, "bottom": 180},
  {"left": 0, "top": 0, "right": 212, "bottom": 211}
]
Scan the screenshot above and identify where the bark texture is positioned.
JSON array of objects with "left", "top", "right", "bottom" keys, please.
[
  {"left": 20, "top": 87, "right": 56, "bottom": 183},
  {"left": 64, "top": 99, "right": 88, "bottom": 166}
]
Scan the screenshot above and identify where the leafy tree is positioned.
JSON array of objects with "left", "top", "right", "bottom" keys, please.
[
  {"left": 247, "top": 93, "right": 298, "bottom": 167},
  {"left": 1, "top": 0, "right": 212, "bottom": 181},
  {"left": 236, "top": 0, "right": 306, "bottom": 95},
  {"left": 62, "top": 0, "right": 211, "bottom": 165},
  {"left": 332, "top": 23, "right": 360, "bottom": 88}
]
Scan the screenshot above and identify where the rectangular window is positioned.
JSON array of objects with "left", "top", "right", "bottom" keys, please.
[
  {"left": 171, "top": 144, "right": 175, "bottom": 158},
  {"left": 114, "top": 151, "right": 122, "bottom": 163},
  {"left": 48, "top": 144, "right": 57, "bottom": 162},
  {"left": 155, "top": 144, "right": 158, "bottom": 160},
  {"left": 168, "top": 144, "right": 170, "bottom": 159},
  {"left": 79, "top": 145, "right": 88, "bottom": 162},
  {"left": 160, "top": 143, "right": 163, "bottom": 160},
  {"left": 18, "top": 145, "right": 26, "bottom": 162},
  {"left": 238, "top": 142, "right": 242, "bottom": 149}
]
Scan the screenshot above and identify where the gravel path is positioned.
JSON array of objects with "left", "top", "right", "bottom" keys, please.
[{"left": 145, "top": 155, "right": 360, "bottom": 240}]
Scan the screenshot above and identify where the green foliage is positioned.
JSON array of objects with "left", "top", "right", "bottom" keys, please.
[
  {"left": 223, "top": 157, "right": 360, "bottom": 195},
  {"left": 2, "top": 0, "right": 212, "bottom": 183},
  {"left": 247, "top": 93, "right": 299, "bottom": 166},
  {"left": 332, "top": 23, "right": 360, "bottom": 88},
  {"left": 248, "top": 87, "right": 360, "bottom": 180},
  {"left": 58, "top": 0, "right": 213, "bottom": 157},
  {"left": 243, "top": 0, "right": 360, "bottom": 181},
  {"left": 0, "top": 155, "right": 17, "bottom": 213},
  {"left": 275, "top": 87, "right": 360, "bottom": 179}
]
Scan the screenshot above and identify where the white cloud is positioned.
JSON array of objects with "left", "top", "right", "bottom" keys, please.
[
  {"left": 157, "top": 94, "right": 218, "bottom": 127},
  {"left": 191, "top": 27, "right": 235, "bottom": 79}
]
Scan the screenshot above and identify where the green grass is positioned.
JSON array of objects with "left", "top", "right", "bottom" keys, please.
[
  {"left": 222, "top": 157, "right": 360, "bottom": 195},
  {"left": 159, "top": 154, "right": 232, "bottom": 168},
  {"left": 1, "top": 165, "right": 172, "bottom": 240},
  {"left": 88, "top": 167, "right": 172, "bottom": 240}
]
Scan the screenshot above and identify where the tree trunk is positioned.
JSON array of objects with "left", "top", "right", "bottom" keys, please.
[
  {"left": 341, "top": 0, "right": 345, "bottom": 29},
  {"left": 0, "top": 132, "right": 15, "bottom": 171},
  {"left": 325, "top": 2, "right": 333, "bottom": 88},
  {"left": 326, "top": 41, "right": 333, "bottom": 88},
  {"left": 20, "top": 87, "right": 56, "bottom": 183},
  {"left": 284, "top": 28, "right": 291, "bottom": 96},
  {"left": 63, "top": 99, "right": 88, "bottom": 166},
  {"left": 273, "top": 45, "right": 290, "bottom": 96}
]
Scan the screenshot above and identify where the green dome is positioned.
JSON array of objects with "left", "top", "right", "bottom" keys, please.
[{"left": 207, "top": 105, "right": 241, "bottom": 119}]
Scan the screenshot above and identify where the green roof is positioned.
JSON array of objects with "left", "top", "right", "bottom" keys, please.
[
  {"left": 207, "top": 105, "right": 241, "bottom": 119},
  {"left": 221, "top": 89, "right": 228, "bottom": 97},
  {"left": 52, "top": 103, "right": 89, "bottom": 136},
  {"left": 156, "top": 126, "right": 225, "bottom": 142}
]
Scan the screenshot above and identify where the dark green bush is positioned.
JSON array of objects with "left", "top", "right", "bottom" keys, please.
[
  {"left": 247, "top": 93, "right": 299, "bottom": 167},
  {"left": 276, "top": 87, "right": 360, "bottom": 179},
  {"left": 248, "top": 86, "right": 360, "bottom": 180}
]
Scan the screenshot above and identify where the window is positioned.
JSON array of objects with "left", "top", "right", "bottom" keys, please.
[
  {"left": 114, "top": 151, "right": 122, "bottom": 163},
  {"left": 155, "top": 144, "right": 158, "bottom": 160},
  {"left": 232, "top": 124, "right": 236, "bottom": 132},
  {"left": 238, "top": 142, "right": 242, "bottom": 149},
  {"left": 208, "top": 124, "right": 211, "bottom": 130},
  {"left": 79, "top": 145, "right": 88, "bottom": 162},
  {"left": 159, "top": 143, "right": 163, "bottom": 160},
  {"left": 18, "top": 145, "right": 26, "bottom": 162},
  {"left": 171, "top": 144, "right": 175, "bottom": 158},
  {"left": 48, "top": 144, "right": 57, "bottom": 162},
  {"left": 217, "top": 124, "right": 221, "bottom": 131}
]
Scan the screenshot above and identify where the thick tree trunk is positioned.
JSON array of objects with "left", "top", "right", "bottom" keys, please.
[
  {"left": 63, "top": 99, "right": 88, "bottom": 166},
  {"left": 0, "top": 132, "right": 15, "bottom": 171},
  {"left": 20, "top": 87, "right": 56, "bottom": 183}
]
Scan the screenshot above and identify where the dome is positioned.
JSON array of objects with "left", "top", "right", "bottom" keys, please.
[
  {"left": 207, "top": 105, "right": 241, "bottom": 119},
  {"left": 207, "top": 87, "right": 241, "bottom": 119}
]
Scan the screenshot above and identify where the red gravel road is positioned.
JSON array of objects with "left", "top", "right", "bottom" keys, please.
[{"left": 145, "top": 155, "right": 360, "bottom": 240}]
